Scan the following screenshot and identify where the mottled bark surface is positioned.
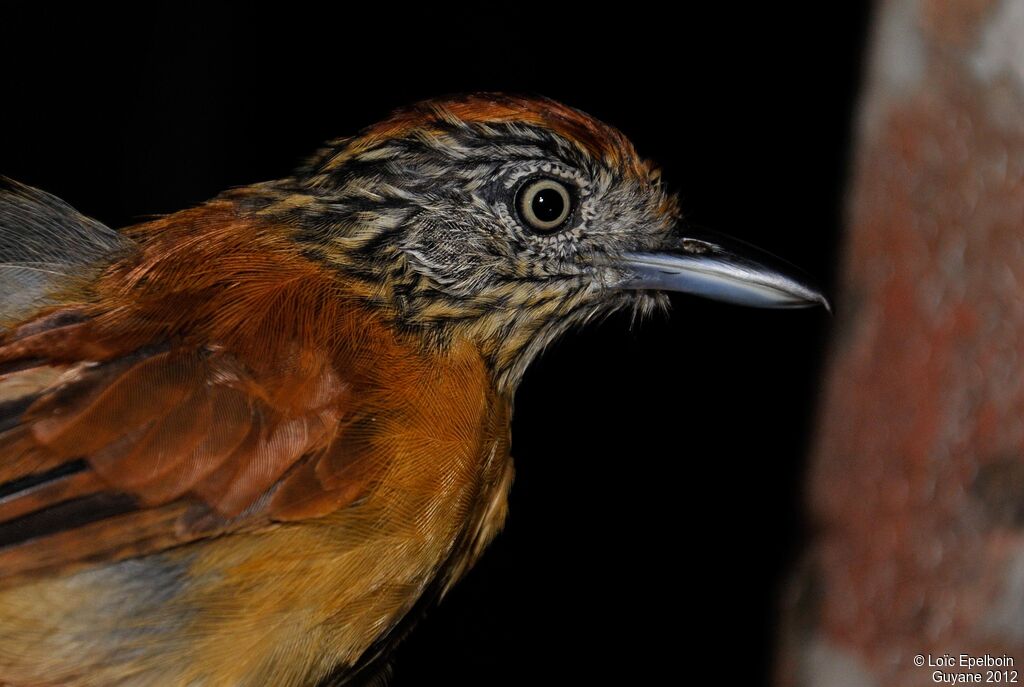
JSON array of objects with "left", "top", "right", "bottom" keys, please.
[{"left": 780, "top": 1, "right": 1024, "bottom": 685}]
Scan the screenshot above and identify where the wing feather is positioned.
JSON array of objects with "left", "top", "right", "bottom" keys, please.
[
  {"left": 0, "top": 313, "right": 366, "bottom": 583},
  {"left": 0, "top": 182, "right": 405, "bottom": 587}
]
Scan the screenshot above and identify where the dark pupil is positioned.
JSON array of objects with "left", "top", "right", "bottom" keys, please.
[{"left": 531, "top": 188, "right": 565, "bottom": 223}]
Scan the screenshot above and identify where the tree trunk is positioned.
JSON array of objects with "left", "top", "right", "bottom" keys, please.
[{"left": 780, "top": 1, "right": 1024, "bottom": 685}]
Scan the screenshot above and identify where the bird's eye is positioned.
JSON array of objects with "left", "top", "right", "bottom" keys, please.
[{"left": 516, "top": 178, "right": 573, "bottom": 233}]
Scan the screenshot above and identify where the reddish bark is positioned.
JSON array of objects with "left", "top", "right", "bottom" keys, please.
[{"left": 781, "top": 1, "right": 1024, "bottom": 685}]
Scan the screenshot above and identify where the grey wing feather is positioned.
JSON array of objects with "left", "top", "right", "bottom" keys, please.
[{"left": 0, "top": 179, "right": 129, "bottom": 325}]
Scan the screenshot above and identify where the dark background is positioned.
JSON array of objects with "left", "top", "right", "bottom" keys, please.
[{"left": 2, "top": 5, "right": 869, "bottom": 684}]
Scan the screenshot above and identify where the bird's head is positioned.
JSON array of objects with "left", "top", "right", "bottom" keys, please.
[{"left": 257, "top": 94, "right": 826, "bottom": 390}]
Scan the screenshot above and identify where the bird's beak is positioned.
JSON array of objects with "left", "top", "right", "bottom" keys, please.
[{"left": 610, "top": 230, "right": 830, "bottom": 310}]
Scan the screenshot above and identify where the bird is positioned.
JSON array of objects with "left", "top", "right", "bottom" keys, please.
[{"left": 0, "top": 93, "right": 826, "bottom": 686}]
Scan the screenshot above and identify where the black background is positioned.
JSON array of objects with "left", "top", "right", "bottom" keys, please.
[{"left": 2, "top": 4, "right": 869, "bottom": 685}]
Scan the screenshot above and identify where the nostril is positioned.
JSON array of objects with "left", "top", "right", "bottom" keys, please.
[{"left": 680, "top": 238, "right": 714, "bottom": 255}]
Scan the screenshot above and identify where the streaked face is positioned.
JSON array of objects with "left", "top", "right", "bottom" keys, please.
[{"left": 284, "top": 94, "right": 826, "bottom": 386}]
